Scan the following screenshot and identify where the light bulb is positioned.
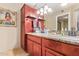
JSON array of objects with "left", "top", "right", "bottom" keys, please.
[
  {"left": 37, "top": 10, "right": 40, "bottom": 14},
  {"left": 39, "top": 17, "right": 42, "bottom": 19},
  {"left": 40, "top": 12, "right": 43, "bottom": 15},
  {"left": 44, "top": 5, "right": 48, "bottom": 10},
  {"left": 44, "top": 10, "right": 47, "bottom": 14},
  {"left": 40, "top": 8, "right": 44, "bottom": 13},
  {"left": 48, "top": 8, "right": 52, "bottom": 12},
  {"left": 39, "top": 17, "right": 41, "bottom": 19}
]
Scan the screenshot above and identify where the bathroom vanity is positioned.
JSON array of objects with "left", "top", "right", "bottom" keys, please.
[{"left": 25, "top": 33, "right": 79, "bottom": 56}]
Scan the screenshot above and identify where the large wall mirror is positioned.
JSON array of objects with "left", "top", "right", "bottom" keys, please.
[
  {"left": 56, "top": 13, "right": 71, "bottom": 33},
  {"left": 75, "top": 10, "right": 79, "bottom": 31}
]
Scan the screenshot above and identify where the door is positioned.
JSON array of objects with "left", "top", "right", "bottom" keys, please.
[{"left": 33, "top": 43, "right": 42, "bottom": 56}]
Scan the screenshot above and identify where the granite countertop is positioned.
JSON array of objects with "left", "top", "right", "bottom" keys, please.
[{"left": 26, "top": 33, "right": 79, "bottom": 46}]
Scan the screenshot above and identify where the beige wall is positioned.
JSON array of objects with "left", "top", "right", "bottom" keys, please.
[
  {"left": 44, "top": 13, "right": 57, "bottom": 31},
  {"left": 45, "top": 4, "right": 79, "bottom": 31},
  {"left": 0, "top": 6, "right": 21, "bottom": 52},
  {"left": 15, "top": 11, "right": 21, "bottom": 48}
]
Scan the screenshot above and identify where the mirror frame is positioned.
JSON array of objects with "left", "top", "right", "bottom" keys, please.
[
  {"left": 56, "top": 12, "right": 71, "bottom": 31},
  {"left": 74, "top": 9, "right": 79, "bottom": 31}
]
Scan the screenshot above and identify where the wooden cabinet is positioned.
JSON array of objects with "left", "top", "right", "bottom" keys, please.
[
  {"left": 33, "top": 43, "right": 41, "bottom": 56},
  {"left": 61, "top": 43, "right": 79, "bottom": 56},
  {"left": 21, "top": 4, "right": 37, "bottom": 50},
  {"left": 42, "top": 38, "right": 79, "bottom": 56},
  {"left": 26, "top": 34, "right": 63, "bottom": 56},
  {"left": 21, "top": 4, "right": 25, "bottom": 49},
  {"left": 42, "top": 38, "right": 62, "bottom": 52},
  {"left": 27, "top": 35, "right": 41, "bottom": 44},
  {"left": 42, "top": 47, "right": 63, "bottom": 56},
  {"left": 26, "top": 34, "right": 79, "bottom": 56},
  {"left": 27, "top": 39, "right": 33, "bottom": 55},
  {"left": 27, "top": 35, "right": 42, "bottom": 56},
  {"left": 45, "top": 49, "right": 62, "bottom": 56}
]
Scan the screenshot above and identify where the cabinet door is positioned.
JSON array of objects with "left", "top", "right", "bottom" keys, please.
[
  {"left": 33, "top": 43, "right": 42, "bottom": 56},
  {"left": 27, "top": 35, "right": 41, "bottom": 44},
  {"left": 45, "top": 49, "right": 57, "bottom": 56},
  {"left": 45, "top": 51, "right": 56, "bottom": 56},
  {"left": 42, "top": 47, "right": 63, "bottom": 56},
  {"left": 27, "top": 39, "right": 33, "bottom": 55}
]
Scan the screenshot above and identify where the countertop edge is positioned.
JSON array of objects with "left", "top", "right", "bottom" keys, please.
[{"left": 26, "top": 33, "right": 79, "bottom": 46}]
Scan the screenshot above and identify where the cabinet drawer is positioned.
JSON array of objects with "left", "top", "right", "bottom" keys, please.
[
  {"left": 42, "top": 47, "right": 63, "bottom": 56},
  {"left": 42, "top": 38, "right": 62, "bottom": 52},
  {"left": 27, "top": 35, "right": 41, "bottom": 44},
  {"left": 45, "top": 48, "right": 63, "bottom": 56}
]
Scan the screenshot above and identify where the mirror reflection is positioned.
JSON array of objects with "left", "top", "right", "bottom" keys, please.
[{"left": 57, "top": 14, "right": 68, "bottom": 34}]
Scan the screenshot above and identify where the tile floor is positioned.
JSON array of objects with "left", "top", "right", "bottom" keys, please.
[{"left": 0, "top": 48, "right": 29, "bottom": 56}]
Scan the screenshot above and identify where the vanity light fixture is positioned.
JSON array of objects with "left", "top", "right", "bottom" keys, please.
[
  {"left": 44, "top": 5, "right": 48, "bottom": 10},
  {"left": 36, "top": 4, "right": 53, "bottom": 15},
  {"left": 44, "top": 10, "right": 47, "bottom": 14},
  {"left": 48, "top": 8, "right": 52, "bottom": 12},
  {"left": 40, "top": 8, "right": 44, "bottom": 13},
  {"left": 37, "top": 10, "right": 40, "bottom": 14}
]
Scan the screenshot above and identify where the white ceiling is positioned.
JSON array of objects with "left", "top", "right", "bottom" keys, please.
[
  {"left": 0, "top": 3, "right": 78, "bottom": 12},
  {"left": 0, "top": 3, "right": 62, "bottom": 12},
  {"left": 0, "top": 3, "right": 23, "bottom": 12},
  {"left": 26, "top": 3, "right": 76, "bottom": 12},
  {"left": 27, "top": 3, "right": 61, "bottom": 10}
]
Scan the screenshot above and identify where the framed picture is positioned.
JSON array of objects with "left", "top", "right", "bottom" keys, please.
[{"left": 0, "top": 10, "right": 17, "bottom": 27}]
